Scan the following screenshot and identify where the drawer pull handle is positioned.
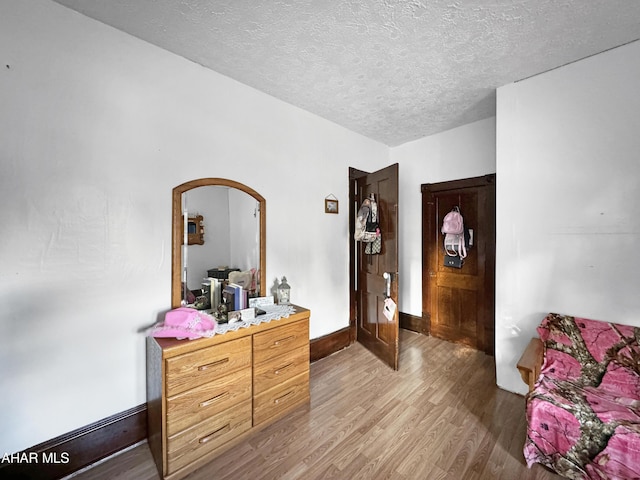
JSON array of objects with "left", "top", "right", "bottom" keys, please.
[
  {"left": 199, "top": 391, "right": 229, "bottom": 408},
  {"left": 199, "top": 424, "right": 230, "bottom": 444},
  {"left": 198, "top": 358, "right": 229, "bottom": 371},
  {"left": 274, "top": 390, "right": 294, "bottom": 405},
  {"left": 275, "top": 363, "right": 294, "bottom": 375},
  {"left": 274, "top": 335, "right": 295, "bottom": 346}
]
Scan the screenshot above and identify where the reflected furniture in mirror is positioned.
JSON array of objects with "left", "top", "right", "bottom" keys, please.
[
  {"left": 148, "top": 178, "right": 310, "bottom": 480},
  {"left": 186, "top": 215, "right": 204, "bottom": 245}
]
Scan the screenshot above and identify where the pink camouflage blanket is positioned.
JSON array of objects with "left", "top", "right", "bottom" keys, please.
[{"left": 525, "top": 313, "right": 640, "bottom": 479}]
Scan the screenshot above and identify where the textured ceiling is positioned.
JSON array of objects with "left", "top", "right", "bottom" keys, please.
[{"left": 52, "top": 0, "right": 640, "bottom": 146}]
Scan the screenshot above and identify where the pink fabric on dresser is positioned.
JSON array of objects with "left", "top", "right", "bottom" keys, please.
[
  {"left": 524, "top": 313, "right": 640, "bottom": 480},
  {"left": 150, "top": 307, "right": 216, "bottom": 339}
]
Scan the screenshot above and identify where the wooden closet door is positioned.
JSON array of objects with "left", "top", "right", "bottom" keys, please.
[{"left": 422, "top": 175, "right": 495, "bottom": 354}]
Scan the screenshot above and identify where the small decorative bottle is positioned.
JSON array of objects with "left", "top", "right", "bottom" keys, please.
[{"left": 277, "top": 276, "right": 291, "bottom": 305}]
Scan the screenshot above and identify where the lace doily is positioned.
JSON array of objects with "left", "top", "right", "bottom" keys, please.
[{"left": 215, "top": 304, "right": 296, "bottom": 335}]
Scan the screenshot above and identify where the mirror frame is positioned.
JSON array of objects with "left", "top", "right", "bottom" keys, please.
[{"left": 172, "top": 178, "right": 266, "bottom": 308}]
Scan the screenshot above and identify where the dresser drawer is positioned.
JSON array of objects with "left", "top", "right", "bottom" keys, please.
[
  {"left": 166, "top": 336, "right": 251, "bottom": 397},
  {"left": 253, "top": 370, "right": 310, "bottom": 426},
  {"left": 253, "top": 319, "right": 308, "bottom": 365},
  {"left": 166, "top": 366, "right": 252, "bottom": 436},
  {"left": 253, "top": 343, "right": 309, "bottom": 396},
  {"left": 166, "top": 399, "right": 252, "bottom": 476}
]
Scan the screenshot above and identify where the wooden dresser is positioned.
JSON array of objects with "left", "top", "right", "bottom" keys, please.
[{"left": 147, "top": 306, "right": 310, "bottom": 480}]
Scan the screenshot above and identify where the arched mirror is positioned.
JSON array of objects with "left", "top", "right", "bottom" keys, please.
[{"left": 172, "top": 178, "right": 266, "bottom": 309}]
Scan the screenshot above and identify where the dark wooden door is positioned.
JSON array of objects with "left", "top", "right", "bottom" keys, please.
[
  {"left": 353, "top": 164, "right": 400, "bottom": 370},
  {"left": 422, "top": 175, "right": 495, "bottom": 355}
]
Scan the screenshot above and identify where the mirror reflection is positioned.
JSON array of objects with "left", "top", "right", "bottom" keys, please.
[
  {"left": 183, "top": 186, "right": 259, "bottom": 297},
  {"left": 172, "top": 179, "right": 266, "bottom": 310}
]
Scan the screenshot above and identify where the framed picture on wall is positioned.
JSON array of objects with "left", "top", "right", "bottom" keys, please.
[{"left": 325, "top": 197, "right": 339, "bottom": 214}]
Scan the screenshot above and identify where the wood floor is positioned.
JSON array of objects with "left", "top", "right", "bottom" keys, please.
[{"left": 70, "top": 329, "right": 561, "bottom": 480}]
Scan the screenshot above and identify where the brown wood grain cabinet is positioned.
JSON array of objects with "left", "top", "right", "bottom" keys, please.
[{"left": 147, "top": 306, "right": 310, "bottom": 480}]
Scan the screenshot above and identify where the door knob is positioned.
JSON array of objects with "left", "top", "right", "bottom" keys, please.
[{"left": 383, "top": 272, "right": 392, "bottom": 298}]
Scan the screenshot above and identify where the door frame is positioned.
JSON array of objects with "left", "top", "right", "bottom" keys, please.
[
  {"left": 348, "top": 167, "right": 368, "bottom": 343},
  {"left": 421, "top": 174, "right": 496, "bottom": 354}
]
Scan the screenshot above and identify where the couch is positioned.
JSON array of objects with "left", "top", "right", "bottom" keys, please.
[{"left": 517, "top": 313, "right": 640, "bottom": 479}]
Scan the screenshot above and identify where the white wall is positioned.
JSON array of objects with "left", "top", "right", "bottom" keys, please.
[
  {"left": 228, "top": 187, "right": 261, "bottom": 278},
  {"left": 391, "top": 118, "right": 497, "bottom": 316},
  {"left": 496, "top": 40, "right": 640, "bottom": 395},
  {"left": 0, "top": 0, "right": 388, "bottom": 454}
]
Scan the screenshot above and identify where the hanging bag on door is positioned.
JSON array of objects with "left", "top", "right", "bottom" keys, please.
[
  {"left": 442, "top": 206, "right": 466, "bottom": 260},
  {"left": 364, "top": 194, "right": 382, "bottom": 254},
  {"left": 354, "top": 197, "right": 370, "bottom": 242},
  {"left": 355, "top": 194, "right": 380, "bottom": 243},
  {"left": 365, "top": 234, "right": 382, "bottom": 255},
  {"left": 355, "top": 194, "right": 382, "bottom": 254}
]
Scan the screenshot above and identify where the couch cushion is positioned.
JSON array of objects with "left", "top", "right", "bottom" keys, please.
[
  {"left": 526, "top": 374, "right": 640, "bottom": 478},
  {"left": 525, "top": 313, "right": 640, "bottom": 478},
  {"left": 537, "top": 313, "right": 640, "bottom": 395}
]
